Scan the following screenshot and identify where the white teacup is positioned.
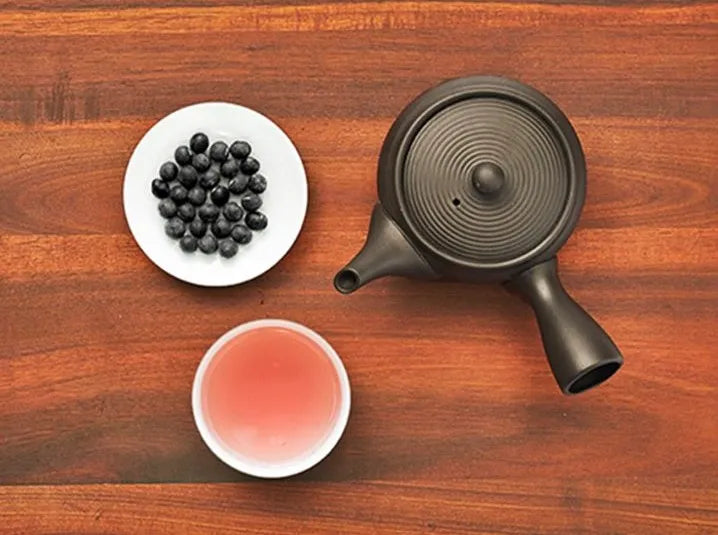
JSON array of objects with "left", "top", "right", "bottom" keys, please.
[{"left": 192, "top": 319, "right": 351, "bottom": 478}]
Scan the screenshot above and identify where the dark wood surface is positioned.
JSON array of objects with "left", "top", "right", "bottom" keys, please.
[{"left": 1, "top": 1, "right": 717, "bottom": 533}]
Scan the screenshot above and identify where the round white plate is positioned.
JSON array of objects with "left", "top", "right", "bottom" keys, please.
[{"left": 123, "top": 102, "right": 307, "bottom": 287}]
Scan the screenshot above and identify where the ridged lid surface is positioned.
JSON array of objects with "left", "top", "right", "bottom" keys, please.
[{"left": 403, "top": 96, "right": 570, "bottom": 265}]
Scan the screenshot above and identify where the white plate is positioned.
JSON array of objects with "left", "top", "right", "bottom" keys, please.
[{"left": 123, "top": 102, "right": 307, "bottom": 287}]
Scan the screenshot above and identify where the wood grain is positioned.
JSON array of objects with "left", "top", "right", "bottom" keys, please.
[
  {"left": 3, "top": 482, "right": 718, "bottom": 534},
  {"left": 1, "top": 1, "right": 717, "bottom": 533}
]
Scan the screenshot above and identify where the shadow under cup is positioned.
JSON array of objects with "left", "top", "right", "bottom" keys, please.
[{"left": 192, "top": 319, "right": 351, "bottom": 478}]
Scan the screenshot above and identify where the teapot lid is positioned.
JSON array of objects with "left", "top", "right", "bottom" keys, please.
[{"left": 384, "top": 76, "right": 585, "bottom": 270}]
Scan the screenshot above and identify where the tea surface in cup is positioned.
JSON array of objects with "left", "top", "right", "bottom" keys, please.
[{"left": 198, "top": 325, "right": 343, "bottom": 464}]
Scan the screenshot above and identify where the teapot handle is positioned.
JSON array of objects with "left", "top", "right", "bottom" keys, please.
[{"left": 510, "top": 258, "right": 623, "bottom": 394}]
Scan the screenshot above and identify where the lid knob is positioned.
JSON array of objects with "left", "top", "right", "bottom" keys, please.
[{"left": 471, "top": 162, "right": 505, "bottom": 196}]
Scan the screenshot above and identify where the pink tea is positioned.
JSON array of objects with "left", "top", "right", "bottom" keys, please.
[{"left": 200, "top": 325, "right": 342, "bottom": 464}]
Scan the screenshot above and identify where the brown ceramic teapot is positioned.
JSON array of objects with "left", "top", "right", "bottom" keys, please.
[{"left": 334, "top": 76, "right": 623, "bottom": 395}]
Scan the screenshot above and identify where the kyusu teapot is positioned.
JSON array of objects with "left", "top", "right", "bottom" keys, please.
[{"left": 334, "top": 76, "right": 623, "bottom": 395}]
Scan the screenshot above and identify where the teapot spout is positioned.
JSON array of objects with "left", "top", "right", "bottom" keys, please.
[{"left": 334, "top": 204, "right": 437, "bottom": 294}]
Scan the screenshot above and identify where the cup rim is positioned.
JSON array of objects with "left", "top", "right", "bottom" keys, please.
[{"left": 192, "top": 319, "right": 351, "bottom": 478}]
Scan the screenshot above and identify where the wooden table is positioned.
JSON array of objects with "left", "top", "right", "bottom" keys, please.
[{"left": 2, "top": 1, "right": 717, "bottom": 533}]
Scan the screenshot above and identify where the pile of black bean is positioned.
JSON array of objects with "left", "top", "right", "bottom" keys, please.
[{"left": 151, "top": 133, "right": 268, "bottom": 258}]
